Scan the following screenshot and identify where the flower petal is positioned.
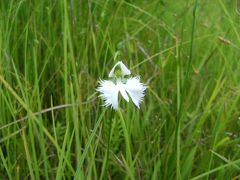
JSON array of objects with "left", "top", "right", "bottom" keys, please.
[
  {"left": 117, "top": 80, "right": 129, "bottom": 102},
  {"left": 124, "top": 77, "right": 147, "bottom": 108},
  {"left": 108, "top": 61, "right": 131, "bottom": 77},
  {"left": 97, "top": 80, "right": 119, "bottom": 109},
  {"left": 119, "top": 61, "right": 131, "bottom": 76}
]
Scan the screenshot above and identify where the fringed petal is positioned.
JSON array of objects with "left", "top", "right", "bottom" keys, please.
[
  {"left": 97, "top": 80, "right": 119, "bottom": 109},
  {"left": 124, "top": 77, "right": 147, "bottom": 108}
]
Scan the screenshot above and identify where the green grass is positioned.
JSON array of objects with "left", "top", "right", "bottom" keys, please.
[{"left": 0, "top": 0, "right": 240, "bottom": 179}]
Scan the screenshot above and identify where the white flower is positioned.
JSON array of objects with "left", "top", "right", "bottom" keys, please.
[
  {"left": 108, "top": 61, "right": 131, "bottom": 77},
  {"left": 97, "top": 61, "right": 147, "bottom": 110},
  {"left": 124, "top": 77, "right": 147, "bottom": 108}
]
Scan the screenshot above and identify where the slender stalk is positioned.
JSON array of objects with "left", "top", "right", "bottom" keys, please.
[
  {"left": 186, "top": 0, "right": 198, "bottom": 79},
  {"left": 21, "top": 120, "right": 35, "bottom": 180},
  {"left": 118, "top": 109, "right": 135, "bottom": 179},
  {"left": 175, "top": 36, "right": 182, "bottom": 180},
  {"left": 74, "top": 109, "right": 106, "bottom": 179},
  {"left": 102, "top": 117, "right": 113, "bottom": 179}
]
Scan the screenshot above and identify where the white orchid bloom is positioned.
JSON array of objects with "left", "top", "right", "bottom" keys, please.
[
  {"left": 97, "top": 61, "right": 147, "bottom": 110},
  {"left": 124, "top": 77, "right": 147, "bottom": 108},
  {"left": 108, "top": 61, "right": 131, "bottom": 77}
]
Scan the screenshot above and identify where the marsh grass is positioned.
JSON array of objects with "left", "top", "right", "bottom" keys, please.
[{"left": 1, "top": 0, "right": 240, "bottom": 179}]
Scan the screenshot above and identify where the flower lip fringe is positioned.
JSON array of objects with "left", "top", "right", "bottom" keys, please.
[{"left": 97, "top": 61, "right": 147, "bottom": 110}]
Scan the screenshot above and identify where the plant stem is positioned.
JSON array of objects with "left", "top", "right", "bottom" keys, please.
[{"left": 118, "top": 109, "right": 135, "bottom": 179}]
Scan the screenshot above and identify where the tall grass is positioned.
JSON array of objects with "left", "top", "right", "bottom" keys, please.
[{"left": 0, "top": 0, "right": 240, "bottom": 179}]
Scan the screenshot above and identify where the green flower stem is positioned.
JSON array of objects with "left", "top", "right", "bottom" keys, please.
[{"left": 118, "top": 109, "right": 135, "bottom": 179}]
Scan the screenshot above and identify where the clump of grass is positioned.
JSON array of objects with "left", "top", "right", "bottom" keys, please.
[{"left": 0, "top": 0, "right": 240, "bottom": 179}]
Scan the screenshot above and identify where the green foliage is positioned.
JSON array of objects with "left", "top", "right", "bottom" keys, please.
[{"left": 0, "top": 0, "right": 240, "bottom": 179}]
